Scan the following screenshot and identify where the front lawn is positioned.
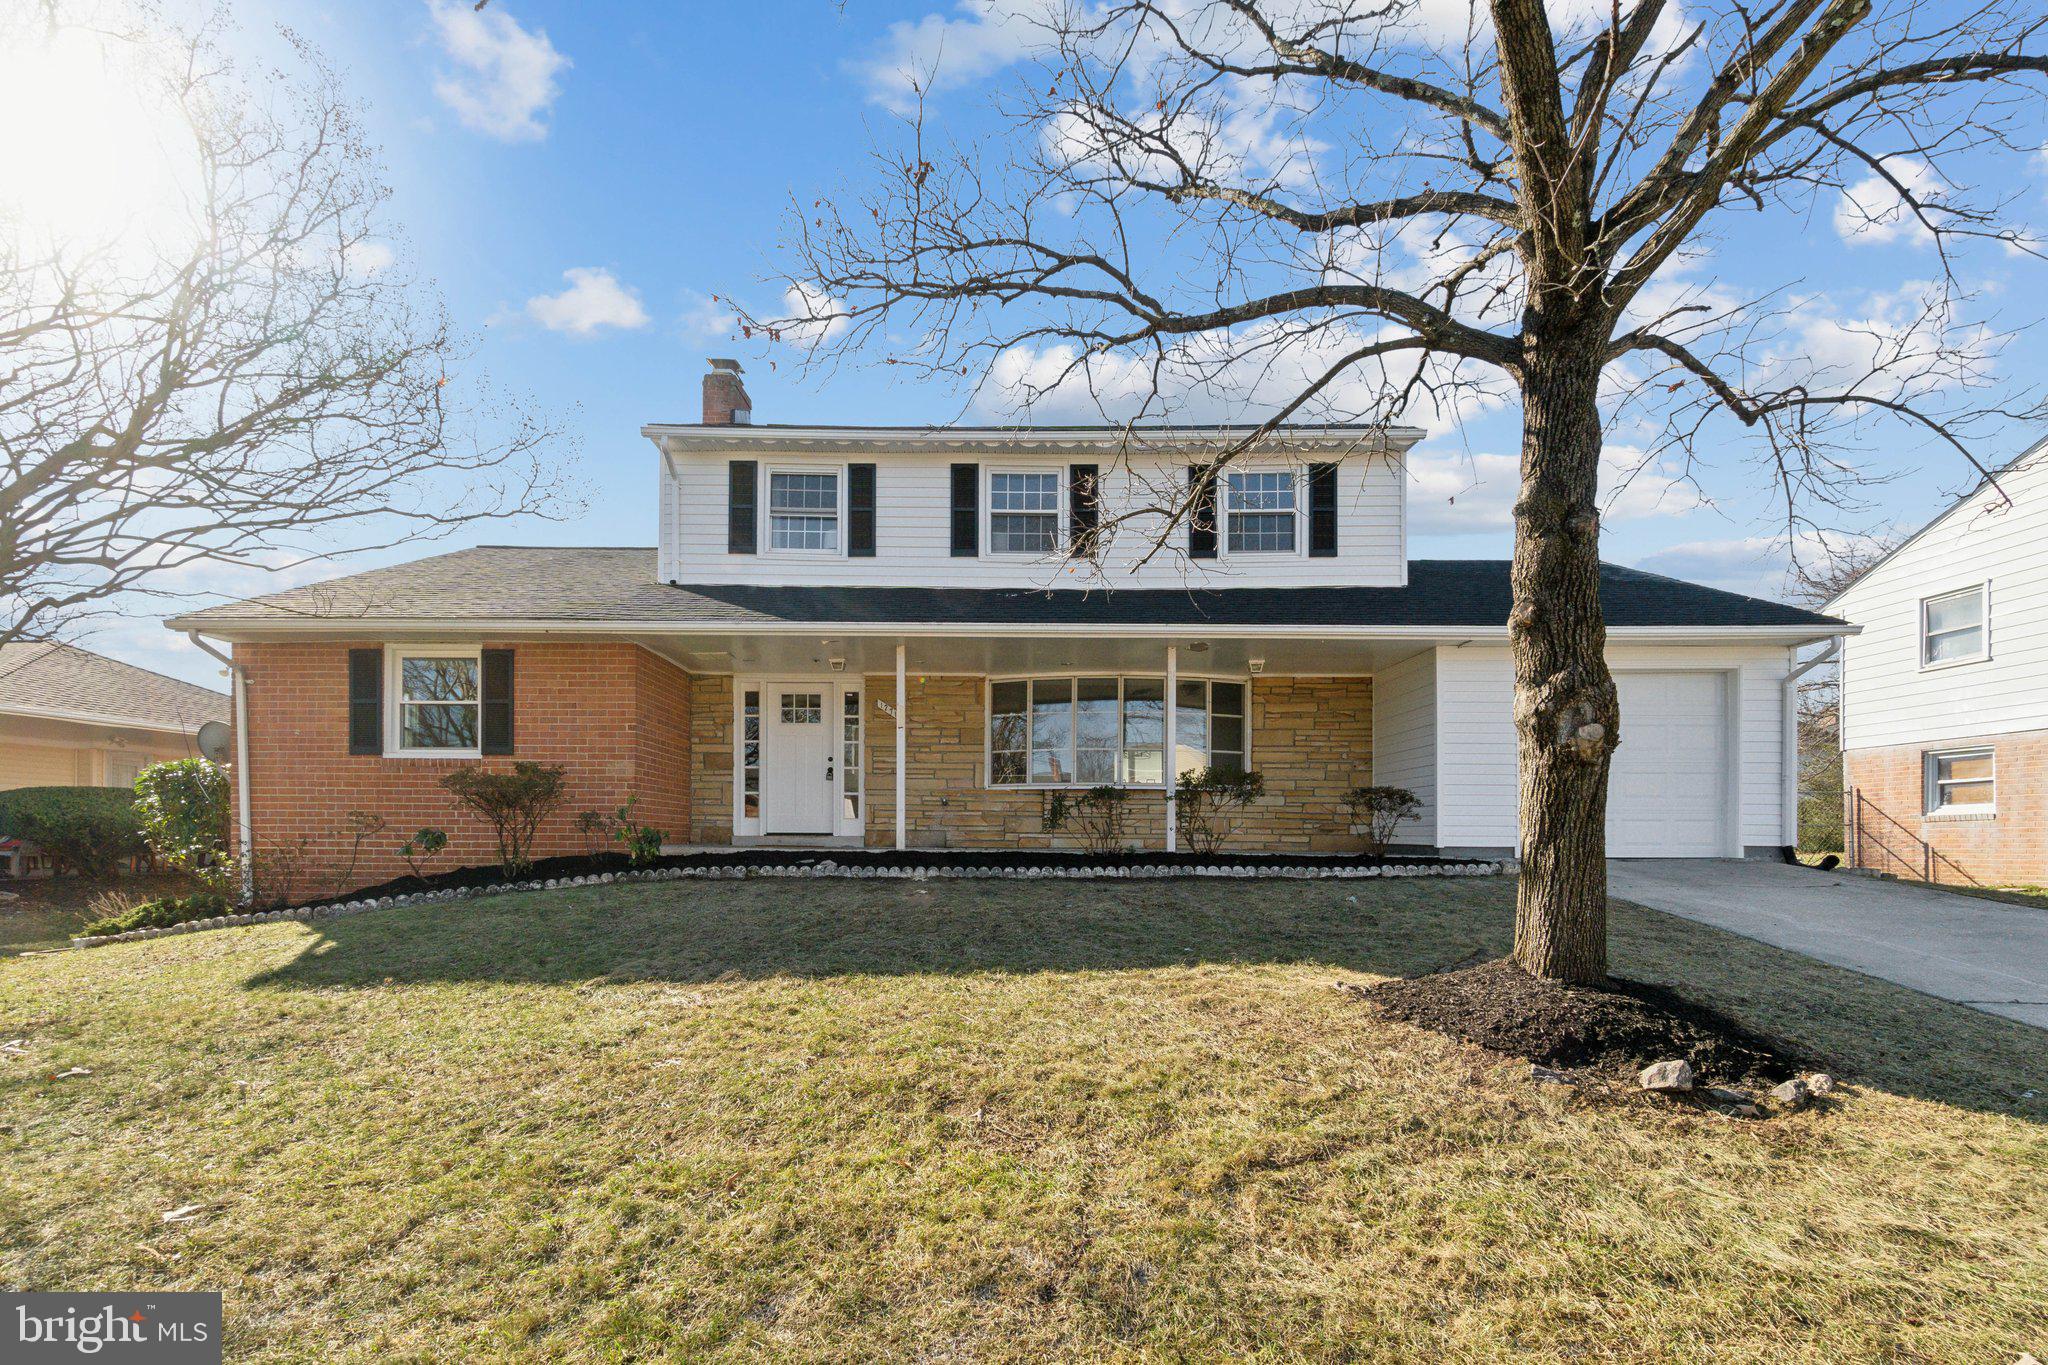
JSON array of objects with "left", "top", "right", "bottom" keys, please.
[{"left": 2, "top": 876, "right": 2044, "bottom": 1361}]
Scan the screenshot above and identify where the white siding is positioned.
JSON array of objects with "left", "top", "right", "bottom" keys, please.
[
  {"left": 1368, "top": 649, "right": 1437, "bottom": 844},
  {"left": 661, "top": 446, "right": 1407, "bottom": 589},
  {"left": 1832, "top": 449, "right": 2048, "bottom": 751},
  {"left": 1432, "top": 642, "right": 1795, "bottom": 852}
]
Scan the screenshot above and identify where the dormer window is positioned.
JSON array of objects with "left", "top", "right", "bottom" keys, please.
[
  {"left": 769, "top": 470, "right": 840, "bottom": 553},
  {"left": 1224, "top": 471, "right": 1298, "bottom": 553},
  {"left": 989, "top": 471, "right": 1061, "bottom": 554}
]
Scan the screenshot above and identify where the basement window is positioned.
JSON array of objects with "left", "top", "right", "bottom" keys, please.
[{"left": 1925, "top": 748, "right": 1994, "bottom": 813}]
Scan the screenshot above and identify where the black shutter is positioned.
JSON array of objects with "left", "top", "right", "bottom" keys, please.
[
  {"left": 1187, "top": 464, "right": 1218, "bottom": 560},
  {"left": 1069, "top": 463, "right": 1099, "bottom": 555},
  {"left": 1307, "top": 462, "right": 1339, "bottom": 558},
  {"left": 347, "top": 649, "right": 381, "bottom": 755},
  {"left": 848, "top": 463, "right": 877, "bottom": 557},
  {"left": 950, "top": 462, "right": 979, "bottom": 557},
  {"left": 728, "top": 460, "right": 758, "bottom": 554},
  {"left": 481, "top": 648, "right": 515, "bottom": 756}
]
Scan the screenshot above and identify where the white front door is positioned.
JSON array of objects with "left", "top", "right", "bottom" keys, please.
[
  {"left": 1607, "top": 671, "right": 1730, "bottom": 857},
  {"left": 762, "top": 688, "right": 837, "bottom": 834}
]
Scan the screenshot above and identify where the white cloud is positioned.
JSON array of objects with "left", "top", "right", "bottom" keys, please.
[
  {"left": 346, "top": 239, "right": 397, "bottom": 277},
  {"left": 856, "top": 0, "right": 1051, "bottom": 113},
  {"left": 1407, "top": 444, "right": 1705, "bottom": 535},
  {"left": 525, "top": 267, "right": 650, "bottom": 337},
  {"left": 1833, "top": 160, "right": 1943, "bottom": 245},
  {"left": 1631, "top": 536, "right": 1797, "bottom": 600},
  {"left": 677, "top": 292, "right": 739, "bottom": 343},
  {"left": 426, "top": 0, "right": 568, "bottom": 142}
]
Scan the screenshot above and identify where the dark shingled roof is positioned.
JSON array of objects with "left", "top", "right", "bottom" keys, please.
[
  {"left": 0, "top": 642, "right": 227, "bottom": 730},
  {"left": 169, "top": 546, "right": 1845, "bottom": 632}
]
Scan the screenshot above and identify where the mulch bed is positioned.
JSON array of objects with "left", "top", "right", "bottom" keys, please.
[
  {"left": 1360, "top": 958, "right": 1805, "bottom": 1086},
  {"left": 304, "top": 847, "right": 1489, "bottom": 911}
]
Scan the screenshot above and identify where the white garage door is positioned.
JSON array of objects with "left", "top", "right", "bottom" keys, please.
[{"left": 1608, "top": 672, "right": 1728, "bottom": 857}]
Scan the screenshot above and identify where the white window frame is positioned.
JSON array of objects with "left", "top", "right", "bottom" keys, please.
[
  {"left": 384, "top": 644, "right": 483, "bottom": 758},
  {"left": 1919, "top": 582, "right": 1989, "bottom": 669},
  {"left": 1220, "top": 466, "right": 1304, "bottom": 557},
  {"left": 983, "top": 672, "right": 1251, "bottom": 790},
  {"left": 1924, "top": 746, "right": 1995, "bottom": 815},
  {"left": 985, "top": 467, "right": 1066, "bottom": 558},
  {"left": 763, "top": 464, "right": 847, "bottom": 557}
]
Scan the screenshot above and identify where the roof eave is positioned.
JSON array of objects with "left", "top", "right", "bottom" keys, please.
[{"left": 640, "top": 423, "right": 1428, "bottom": 453}]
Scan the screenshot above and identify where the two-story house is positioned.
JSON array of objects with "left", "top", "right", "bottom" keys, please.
[
  {"left": 169, "top": 360, "right": 1846, "bottom": 894},
  {"left": 1828, "top": 435, "right": 2048, "bottom": 887}
]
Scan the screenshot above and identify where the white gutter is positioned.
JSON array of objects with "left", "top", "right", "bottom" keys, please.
[
  {"left": 1780, "top": 637, "right": 1843, "bottom": 848},
  {"left": 165, "top": 616, "right": 1856, "bottom": 645},
  {"left": 186, "top": 632, "right": 254, "bottom": 904}
]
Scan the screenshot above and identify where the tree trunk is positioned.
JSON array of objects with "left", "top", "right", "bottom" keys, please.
[{"left": 1509, "top": 336, "right": 1619, "bottom": 984}]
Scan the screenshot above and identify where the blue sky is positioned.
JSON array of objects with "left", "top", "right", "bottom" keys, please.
[{"left": 77, "top": 0, "right": 2047, "bottom": 686}]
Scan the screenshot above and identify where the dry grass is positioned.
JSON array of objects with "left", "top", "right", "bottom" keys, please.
[
  {"left": 2, "top": 875, "right": 2044, "bottom": 1362},
  {"left": 0, "top": 874, "right": 188, "bottom": 955}
]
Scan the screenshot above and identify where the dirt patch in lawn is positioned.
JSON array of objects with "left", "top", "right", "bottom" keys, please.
[{"left": 1361, "top": 958, "right": 1806, "bottom": 1086}]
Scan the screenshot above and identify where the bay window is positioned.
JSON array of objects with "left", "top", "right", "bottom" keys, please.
[{"left": 988, "top": 676, "right": 1247, "bottom": 787}]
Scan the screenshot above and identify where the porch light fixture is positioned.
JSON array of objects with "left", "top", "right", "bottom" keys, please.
[
  {"left": 1248, "top": 658, "right": 1266, "bottom": 674},
  {"left": 829, "top": 657, "right": 846, "bottom": 672},
  {"left": 1187, "top": 641, "right": 1210, "bottom": 653}
]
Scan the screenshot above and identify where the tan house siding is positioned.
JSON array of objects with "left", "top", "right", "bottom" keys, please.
[
  {"left": 1845, "top": 729, "right": 2048, "bottom": 886},
  {"left": 0, "top": 740, "right": 93, "bottom": 788},
  {"left": 858, "top": 674, "right": 1374, "bottom": 852}
]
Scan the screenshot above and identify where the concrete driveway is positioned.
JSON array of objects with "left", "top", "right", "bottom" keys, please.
[{"left": 1608, "top": 859, "right": 2048, "bottom": 1029}]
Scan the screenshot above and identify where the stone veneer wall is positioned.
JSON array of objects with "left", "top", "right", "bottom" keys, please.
[
  {"left": 688, "top": 673, "right": 735, "bottom": 846},
  {"left": 854, "top": 673, "right": 1375, "bottom": 852},
  {"left": 1844, "top": 729, "right": 2048, "bottom": 886}
]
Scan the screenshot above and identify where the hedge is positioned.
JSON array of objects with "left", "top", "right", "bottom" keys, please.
[{"left": 0, "top": 786, "right": 147, "bottom": 877}]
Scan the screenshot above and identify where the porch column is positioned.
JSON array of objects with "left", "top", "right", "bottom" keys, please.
[
  {"left": 1164, "top": 644, "right": 1178, "bottom": 852},
  {"left": 894, "top": 643, "right": 907, "bottom": 851}
]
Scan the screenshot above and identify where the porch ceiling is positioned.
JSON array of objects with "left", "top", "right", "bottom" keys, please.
[{"left": 635, "top": 632, "right": 1441, "bottom": 678}]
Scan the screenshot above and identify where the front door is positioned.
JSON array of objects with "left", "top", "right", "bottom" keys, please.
[{"left": 762, "top": 688, "right": 836, "bottom": 834}]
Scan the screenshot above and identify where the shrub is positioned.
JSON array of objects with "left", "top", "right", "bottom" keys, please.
[
  {"left": 441, "top": 762, "right": 567, "bottom": 876},
  {"left": 1343, "top": 786, "right": 1422, "bottom": 856},
  {"left": 1041, "top": 785, "right": 1133, "bottom": 854},
  {"left": 135, "top": 760, "right": 232, "bottom": 893},
  {"left": 1174, "top": 767, "right": 1266, "bottom": 855},
  {"left": 575, "top": 809, "right": 610, "bottom": 856},
  {"left": 340, "top": 810, "right": 387, "bottom": 883},
  {"left": 399, "top": 828, "right": 448, "bottom": 880},
  {"left": 82, "top": 889, "right": 232, "bottom": 937},
  {"left": 0, "top": 786, "right": 145, "bottom": 877},
  {"left": 609, "top": 796, "right": 666, "bottom": 867},
  {"left": 249, "top": 837, "right": 310, "bottom": 909}
]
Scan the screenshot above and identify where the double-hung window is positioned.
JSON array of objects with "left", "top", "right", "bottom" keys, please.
[
  {"left": 1925, "top": 748, "right": 1994, "bottom": 812},
  {"left": 1224, "top": 470, "right": 1298, "bottom": 553},
  {"left": 392, "top": 650, "right": 480, "bottom": 754},
  {"left": 1921, "top": 584, "right": 1987, "bottom": 665},
  {"left": 989, "top": 471, "right": 1062, "bottom": 554},
  {"left": 768, "top": 471, "right": 840, "bottom": 552},
  {"left": 989, "top": 676, "right": 1247, "bottom": 787}
]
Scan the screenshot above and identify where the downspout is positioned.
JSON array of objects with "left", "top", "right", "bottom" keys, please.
[
  {"left": 1780, "top": 638, "right": 1842, "bottom": 858},
  {"left": 186, "top": 632, "right": 254, "bottom": 904}
]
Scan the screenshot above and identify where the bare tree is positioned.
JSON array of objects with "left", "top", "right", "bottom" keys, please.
[
  {"left": 746, "top": 0, "right": 2046, "bottom": 983},
  {"left": 1, "top": 4, "right": 573, "bottom": 652}
]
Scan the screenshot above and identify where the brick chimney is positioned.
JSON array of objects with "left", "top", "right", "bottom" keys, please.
[{"left": 702, "top": 358, "right": 752, "bottom": 426}]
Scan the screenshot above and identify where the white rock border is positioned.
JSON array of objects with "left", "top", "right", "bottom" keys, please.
[{"left": 70, "top": 857, "right": 1512, "bottom": 948}]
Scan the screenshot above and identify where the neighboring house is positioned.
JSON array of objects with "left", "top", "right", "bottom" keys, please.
[
  {"left": 168, "top": 359, "right": 1847, "bottom": 893},
  {"left": 1828, "top": 435, "right": 2048, "bottom": 886},
  {"left": 1, "top": 642, "right": 226, "bottom": 790},
  {"left": 0, "top": 642, "right": 229, "bottom": 877}
]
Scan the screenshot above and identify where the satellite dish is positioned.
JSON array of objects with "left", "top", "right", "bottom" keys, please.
[{"left": 196, "top": 720, "right": 233, "bottom": 766}]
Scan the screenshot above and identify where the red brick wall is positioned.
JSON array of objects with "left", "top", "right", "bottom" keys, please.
[
  {"left": 235, "top": 641, "right": 692, "bottom": 897},
  {"left": 1844, "top": 728, "right": 2048, "bottom": 886}
]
